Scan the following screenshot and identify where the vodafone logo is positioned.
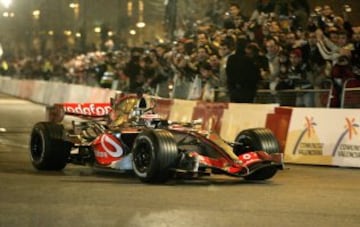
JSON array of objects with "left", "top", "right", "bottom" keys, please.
[
  {"left": 238, "top": 152, "right": 260, "bottom": 166},
  {"left": 63, "top": 103, "right": 112, "bottom": 116},
  {"left": 241, "top": 154, "right": 252, "bottom": 160},
  {"left": 100, "top": 134, "right": 124, "bottom": 158},
  {"left": 93, "top": 133, "right": 124, "bottom": 164}
]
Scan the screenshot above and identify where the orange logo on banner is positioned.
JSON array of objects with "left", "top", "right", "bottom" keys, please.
[
  {"left": 304, "top": 116, "right": 316, "bottom": 138},
  {"left": 292, "top": 116, "right": 323, "bottom": 155},
  {"left": 332, "top": 117, "right": 359, "bottom": 156},
  {"left": 345, "top": 117, "right": 358, "bottom": 140}
]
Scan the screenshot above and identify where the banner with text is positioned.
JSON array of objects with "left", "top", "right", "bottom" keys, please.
[{"left": 284, "top": 108, "right": 360, "bottom": 167}]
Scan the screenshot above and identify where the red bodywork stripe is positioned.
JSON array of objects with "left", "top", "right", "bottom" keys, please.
[{"left": 197, "top": 151, "right": 282, "bottom": 174}]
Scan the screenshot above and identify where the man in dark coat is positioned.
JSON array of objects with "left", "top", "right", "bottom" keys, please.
[{"left": 226, "top": 38, "right": 261, "bottom": 103}]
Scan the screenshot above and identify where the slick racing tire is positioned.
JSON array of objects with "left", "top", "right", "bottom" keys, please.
[
  {"left": 234, "top": 128, "right": 280, "bottom": 181},
  {"left": 234, "top": 128, "right": 279, "bottom": 155},
  {"left": 30, "top": 122, "right": 71, "bottom": 170},
  {"left": 132, "top": 129, "right": 178, "bottom": 183}
]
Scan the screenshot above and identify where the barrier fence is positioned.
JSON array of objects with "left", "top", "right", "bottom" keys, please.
[
  {"left": 256, "top": 78, "right": 360, "bottom": 109},
  {"left": 255, "top": 88, "right": 333, "bottom": 108},
  {"left": 341, "top": 78, "right": 360, "bottom": 108}
]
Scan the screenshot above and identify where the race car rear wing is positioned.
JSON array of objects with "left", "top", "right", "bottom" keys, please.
[
  {"left": 45, "top": 92, "right": 136, "bottom": 123},
  {"left": 45, "top": 91, "right": 153, "bottom": 123},
  {"left": 46, "top": 103, "right": 112, "bottom": 123}
]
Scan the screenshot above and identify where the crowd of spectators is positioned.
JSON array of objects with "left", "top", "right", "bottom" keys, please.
[{"left": 1, "top": 1, "right": 360, "bottom": 108}]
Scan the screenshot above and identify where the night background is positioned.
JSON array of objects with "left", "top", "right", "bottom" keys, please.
[{"left": 0, "top": 0, "right": 358, "bottom": 58}]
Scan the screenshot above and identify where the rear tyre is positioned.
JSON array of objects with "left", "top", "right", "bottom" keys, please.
[
  {"left": 234, "top": 128, "right": 280, "bottom": 180},
  {"left": 132, "top": 129, "right": 178, "bottom": 183},
  {"left": 30, "top": 122, "right": 71, "bottom": 170}
]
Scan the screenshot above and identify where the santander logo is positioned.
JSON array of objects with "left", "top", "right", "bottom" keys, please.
[
  {"left": 62, "top": 103, "right": 112, "bottom": 116},
  {"left": 93, "top": 133, "right": 124, "bottom": 165}
]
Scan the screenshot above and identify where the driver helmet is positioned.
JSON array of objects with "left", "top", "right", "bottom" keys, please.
[{"left": 129, "top": 97, "right": 148, "bottom": 119}]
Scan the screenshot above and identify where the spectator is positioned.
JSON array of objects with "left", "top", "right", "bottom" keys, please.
[
  {"left": 226, "top": 38, "right": 261, "bottom": 103},
  {"left": 330, "top": 55, "right": 359, "bottom": 107},
  {"left": 288, "top": 0, "right": 310, "bottom": 30},
  {"left": 199, "top": 62, "right": 220, "bottom": 102},
  {"left": 7, "top": 2, "right": 360, "bottom": 109},
  {"left": 264, "top": 37, "right": 281, "bottom": 89},
  {"left": 316, "top": 29, "right": 353, "bottom": 65},
  {"left": 303, "top": 31, "right": 330, "bottom": 106},
  {"left": 196, "top": 32, "right": 216, "bottom": 55},
  {"left": 318, "top": 5, "right": 337, "bottom": 33},
  {"left": 171, "top": 40, "right": 195, "bottom": 99},
  {"left": 153, "top": 44, "right": 174, "bottom": 98},
  {"left": 223, "top": 2, "right": 247, "bottom": 30},
  {"left": 123, "top": 48, "right": 144, "bottom": 93},
  {"left": 140, "top": 50, "right": 157, "bottom": 94},
  {"left": 316, "top": 29, "right": 341, "bottom": 65},
  {"left": 217, "top": 36, "right": 235, "bottom": 102},
  {"left": 273, "top": 49, "right": 289, "bottom": 88},
  {"left": 245, "top": 42, "right": 269, "bottom": 89},
  {"left": 287, "top": 49, "right": 314, "bottom": 107},
  {"left": 351, "top": 27, "right": 360, "bottom": 76}
]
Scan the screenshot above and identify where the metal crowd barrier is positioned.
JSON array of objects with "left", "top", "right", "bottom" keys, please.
[
  {"left": 255, "top": 88, "right": 333, "bottom": 107},
  {"left": 341, "top": 78, "right": 360, "bottom": 108},
  {"left": 254, "top": 78, "right": 360, "bottom": 108}
]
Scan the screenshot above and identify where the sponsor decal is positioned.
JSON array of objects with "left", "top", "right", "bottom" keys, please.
[
  {"left": 62, "top": 103, "right": 112, "bottom": 116},
  {"left": 332, "top": 117, "right": 360, "bottom": 157},
  {"left": 238, "top": 152, "right": 260, "bottom": 166},
  {"left": 93, "top": 133, "right": 124, "bottom": 165},
  {"left": 293, "top": 116, "right": 324, "bottom": 155}
]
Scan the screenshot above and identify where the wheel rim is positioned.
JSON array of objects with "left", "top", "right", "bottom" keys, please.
[
  {"left": 241, "top": 136, "right": 254, "bottom": 150},
  {"left": 235, "top": 135, "right": 254, "bottom": 155},
  {"left": 30, "top": 131, "right": 44, "bottom": 162},
  {"left": 133, "top": 139, "right": 152, "bottom": 173}
]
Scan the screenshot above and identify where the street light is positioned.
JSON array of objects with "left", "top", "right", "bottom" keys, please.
[
  {"left": 136, "top": 22, "right": 146, "bottom": 28},
  {"left": 69, "top": 2, "right": 79, "bottom": 17},
  {"left": 94, "top": 26, "right": 101, "bottom": 33},
  {"left": 129, "top": 29, "right": 136, "bottom": 35},
  {"left": 1, "top": 0, "right": 12, "bottom": 9},
  {"left": 136, "top": 21, "right": 146, "bottom": 45},
  {"left": 69, "top": 2, "right": 79, "bottom": 12},
  {"left": 2, "top": 11, "right": 14, "bottom": 17},
  {"left": 69, "top": 2, "right": 80, "bottom": 33},
  {"left": 32, "top": 10, "right": 40, "bottom": 20},
  {"left": 69, "top": 3, "right": 80, "bottom": 19},
  {"left": 1, "top": 0, "right": 13, "bottom": 18}
]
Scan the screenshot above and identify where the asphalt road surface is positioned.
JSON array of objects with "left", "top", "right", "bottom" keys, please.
[{"left": 0, "top": 93, "right": 359, "bottom": 227}]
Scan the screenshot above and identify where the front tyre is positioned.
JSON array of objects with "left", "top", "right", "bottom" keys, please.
[
  {"left": 30, "top": 122, "right": 71, "bottom": 170},
  {"left": 132, "top": 129, "right": 178, "bottom": 183},
  {"left": 234, "top": 128, "right": 280, "bottom": 181},
  {"left": 234, "top": 128, "right": 279, "bottom": 155}
]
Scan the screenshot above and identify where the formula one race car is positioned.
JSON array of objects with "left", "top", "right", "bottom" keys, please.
[{"left": 29, "top": 92, "right": 284, "bottom": 183}]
